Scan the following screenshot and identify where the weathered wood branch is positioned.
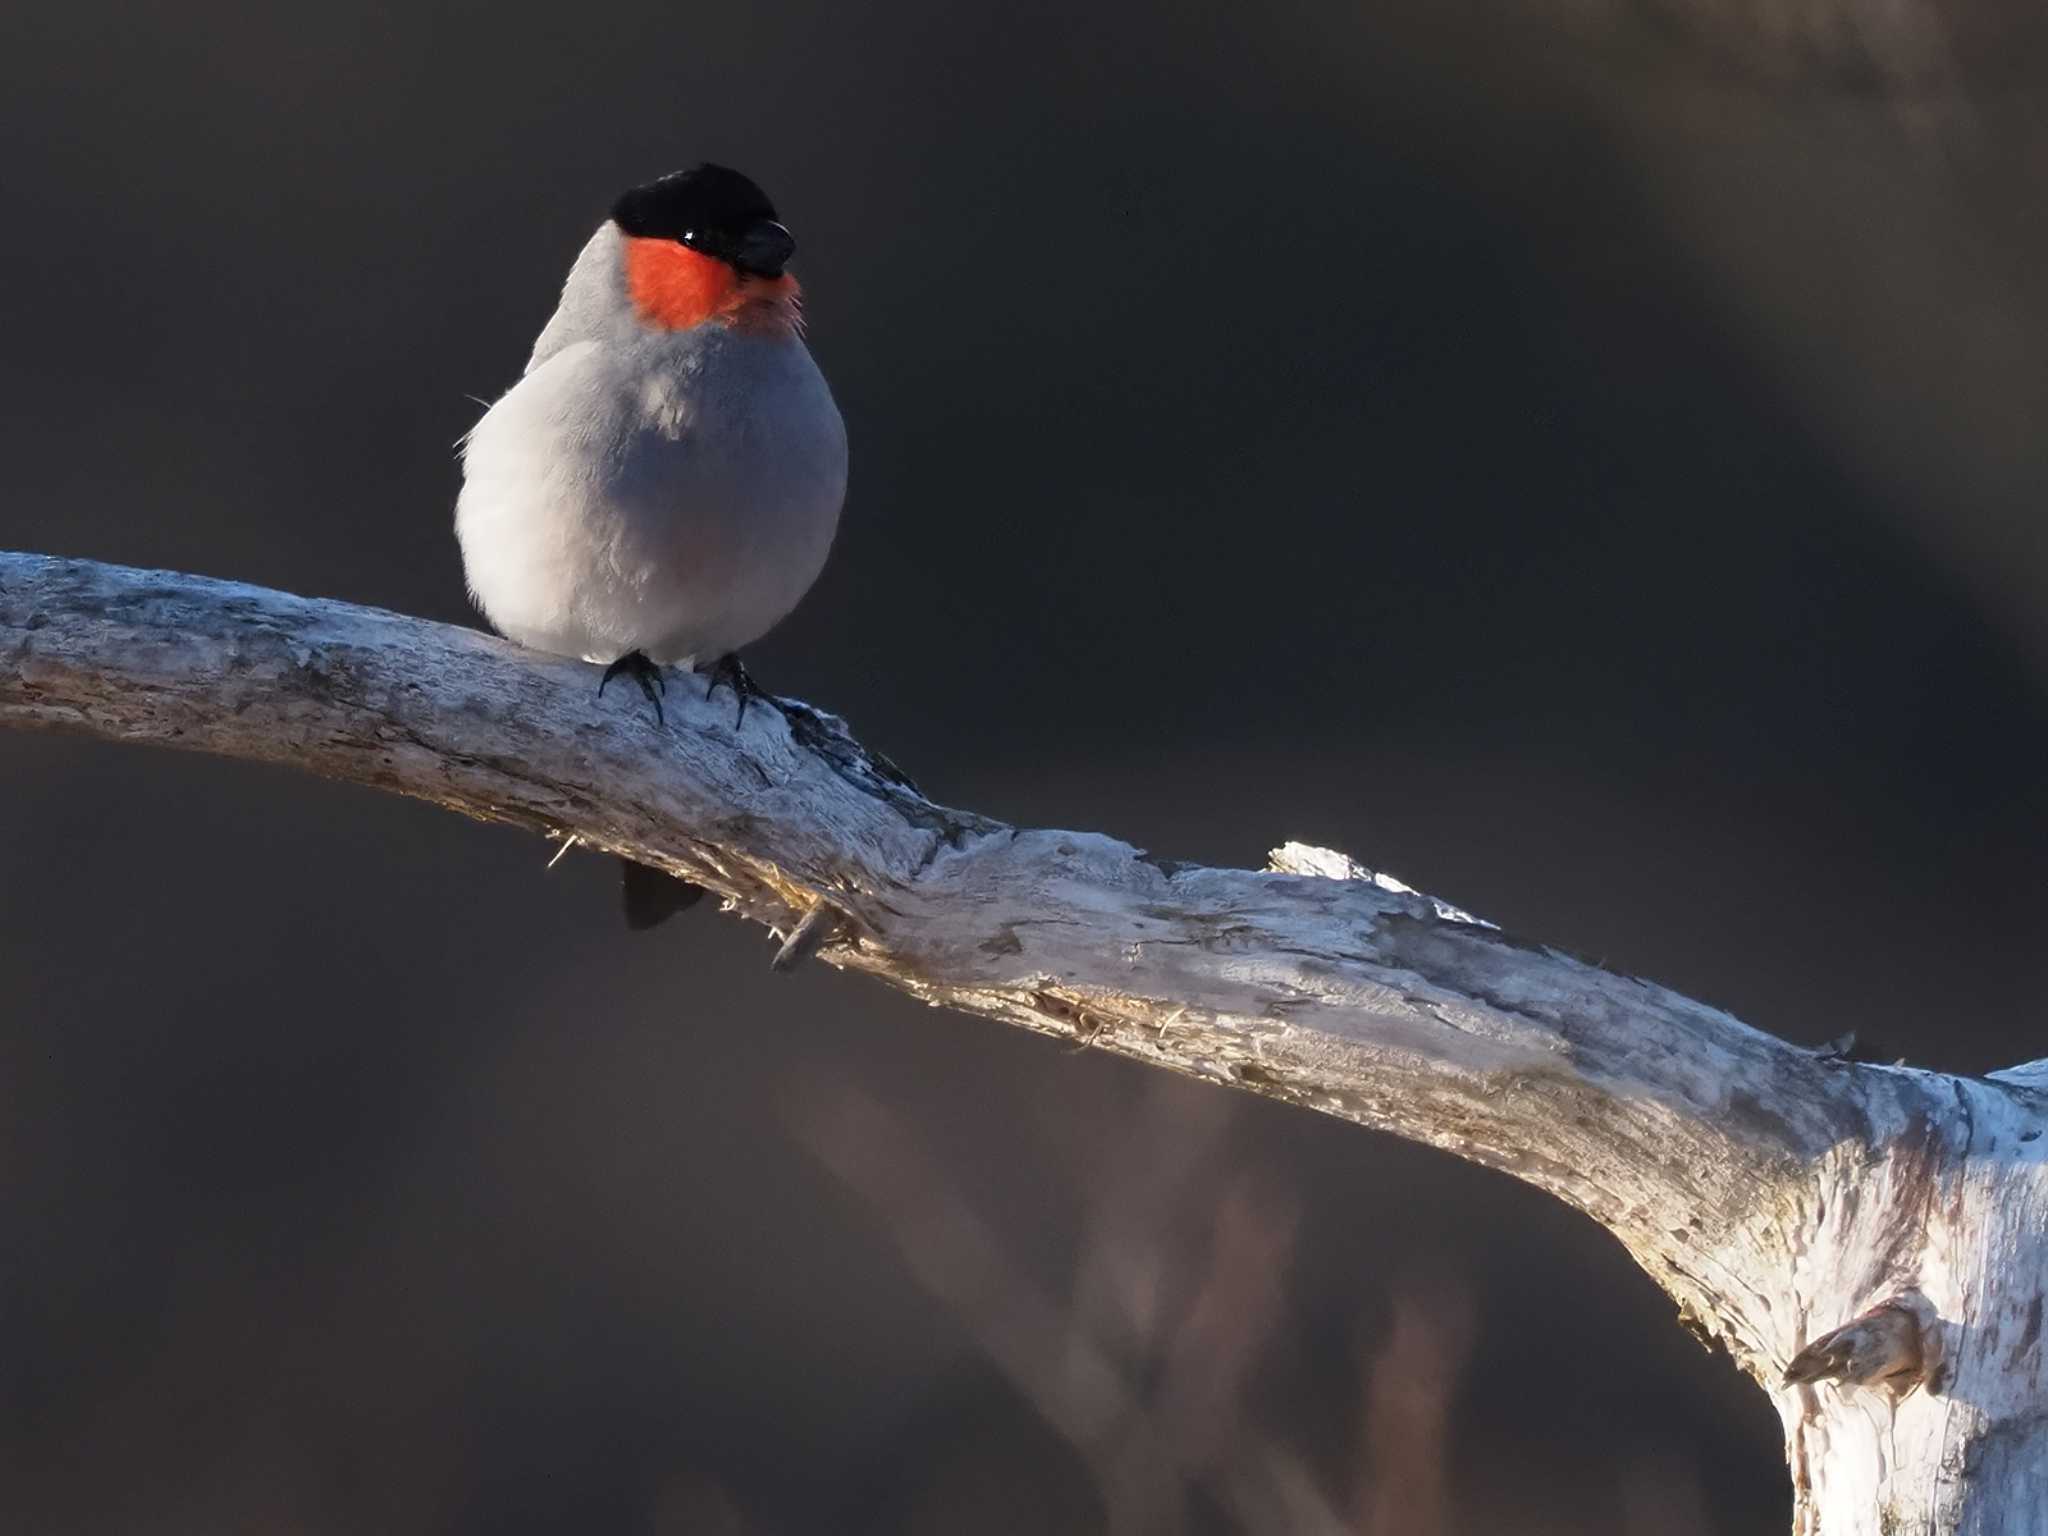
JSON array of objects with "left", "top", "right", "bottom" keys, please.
[{"left": 5, "top": 551, "right": 2045, "bottom": 1533}]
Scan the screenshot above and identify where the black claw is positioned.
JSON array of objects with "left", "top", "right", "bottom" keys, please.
[
  {"left": 699, "top": 652, "right": 777, "bottom": 730},
  {"left": 598, "top": 651, "right": 668, "bottom": 725}
]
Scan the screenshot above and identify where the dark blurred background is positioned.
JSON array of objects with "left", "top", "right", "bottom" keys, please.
[{"left": 6, "top": 0, "right": 2048, "bottom": 1530}]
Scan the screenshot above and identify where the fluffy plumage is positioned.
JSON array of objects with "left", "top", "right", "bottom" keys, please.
[{"left": 456, "top": 195, "right": 846, "bottom": 671}]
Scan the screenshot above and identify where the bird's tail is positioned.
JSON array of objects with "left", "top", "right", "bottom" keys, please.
[{"left": 619, "top": 857, "right": 705, "bottom": 930}]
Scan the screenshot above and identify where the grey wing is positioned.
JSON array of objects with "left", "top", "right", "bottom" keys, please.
[{"left": 524, "top": 224, "right": 626, "bottom": 375}]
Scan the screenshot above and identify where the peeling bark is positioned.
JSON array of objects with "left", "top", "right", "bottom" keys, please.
[{"left": 3, "top": 551, "right": 2044, "bottom": 1533}]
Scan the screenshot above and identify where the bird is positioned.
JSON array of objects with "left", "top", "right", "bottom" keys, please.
[{"left": 455, "top": 164, "right": 848, "bottom": 927}]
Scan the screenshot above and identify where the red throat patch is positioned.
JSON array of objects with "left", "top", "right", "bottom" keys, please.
[{"left": 622, "top": 236, "right": 802, "bottom": 334}]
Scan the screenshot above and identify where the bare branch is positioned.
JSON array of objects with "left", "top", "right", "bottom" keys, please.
[
  {"left": 0, "top": 551, "right": 1941, "bottom": 1384},
  {"left": 19, "top": 551, "right": 2048, "bottom": 1528}
]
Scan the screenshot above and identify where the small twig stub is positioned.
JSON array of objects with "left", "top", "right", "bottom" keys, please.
[{"left": 771, "top": 902, "right": 839, "bottom": 973}]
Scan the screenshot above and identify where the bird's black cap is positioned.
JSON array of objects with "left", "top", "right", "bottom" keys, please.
[{"left": 610, "top": 164, "right": 795, "bottom": 278}]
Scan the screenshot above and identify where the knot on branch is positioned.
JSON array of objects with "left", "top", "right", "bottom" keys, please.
[{"left": 1783, "top": 1297, "right": 1929, "bottom": 1394}]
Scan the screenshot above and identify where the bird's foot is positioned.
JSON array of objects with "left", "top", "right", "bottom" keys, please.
[
  {"left": 598, "top": 650, "right": 667, "bottom": 725},
  {"left": 699, "top": 652, "right": 777, "bottom": 730}
]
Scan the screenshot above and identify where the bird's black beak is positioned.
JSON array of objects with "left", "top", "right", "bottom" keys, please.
[{"left": 735, "top": 220, "right": 795, "bottom": 278}]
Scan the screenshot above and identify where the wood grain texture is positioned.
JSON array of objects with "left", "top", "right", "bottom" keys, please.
[{"left": 7, "top": 550, "right": 2047, "bottom": 1533}]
